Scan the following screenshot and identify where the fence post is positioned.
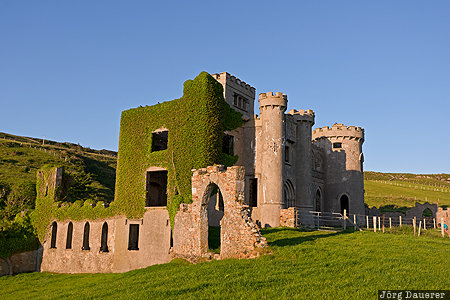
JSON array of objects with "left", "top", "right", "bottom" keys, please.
[
  {"left": 382, "top": 214, "right": 385, "bottom": 233},
  {"left": 343, "top": 209, "right": 347, "bottom": 230},
  {"left": 378, "top": 217, "right": 381, "bottom": 231},
  {"left": 418, "top": 221, "right": 422, "bottom": 236},
  {"left": 399, "top": 216, "right": 402, "bottom": 227},
  {"left": 366, "top": 216, "right": 369, "bottom": 229},
  {"left": 373, "top": 216, "right": 377, "bottom": 232},
  {"left": 442, "top": 218, "right": 445, "bottom": 238},
  {"left": 389, "top": 217, "right": 392, "bottom": 229},
  {"left": 413, "top": 217, "right": 416, "bottom": 236},
  {"left": 354, "top": 214, "right": 356, "bottom": 228},
  {"left": 433, "top": 218, "right": 436, "bottom": 229},
  {"left": 423, "top": 219, "right": 426, "bottom": 230}
]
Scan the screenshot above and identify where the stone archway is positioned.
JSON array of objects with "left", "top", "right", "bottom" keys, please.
[{"left": 172, "top": 165, "right": 267, "bottom": 259}]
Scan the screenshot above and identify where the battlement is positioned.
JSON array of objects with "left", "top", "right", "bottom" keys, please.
[
  {"left": 312, "top": 123, "right": 364, "bottom": 141},
  {"left": 211, "top": 72, "right": 255, "bottom": 92},
  {"left": 259, "top": 92, "right": 287, "bottom": 100},
  {"left": 287, "top": 109, "right": 315, "bottom": 123}
]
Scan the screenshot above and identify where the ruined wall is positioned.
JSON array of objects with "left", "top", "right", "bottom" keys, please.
[
  {"left": 280, "top": 207, "right": 298, "bottom": 227},
  {"left": 40, "top": 209, "right": 171, "bottom": 273},
  {"left": 172, "top": 165, "right": 266, "bottom": 259},
  {"left": 0, "top": 248, "right": 42, "bottom": 276}
]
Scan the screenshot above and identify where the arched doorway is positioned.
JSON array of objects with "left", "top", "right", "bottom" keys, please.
[
  {"left": 315, "top": 189, "right": 321, "bottom": 212},
  {"left": 340, "top": 194, "right": 349, "bottom": 215},
  {"left": 205, "top": 183, "right": 224, "bottom": 254}
]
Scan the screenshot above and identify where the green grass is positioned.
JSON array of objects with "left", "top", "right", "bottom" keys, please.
[
  {"left": 0, "top": 228, "right": 448, "bottom": 299},
  {"left": 364, "top": 180, "right": 450, "bottom": 210}
]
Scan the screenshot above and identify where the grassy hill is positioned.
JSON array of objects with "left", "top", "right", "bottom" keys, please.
[
  {"left": 364, "top": 171, "right": 450, "bottom": 211},
  {"left": 0, "top": 228, "right": 448, "bottom": 299},
  {"left": 0, "top": 132, "right": 117, "bottom": 257}
]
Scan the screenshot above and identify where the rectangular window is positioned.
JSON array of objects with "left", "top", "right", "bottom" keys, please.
[
  {"left": 146, "top": 170, "right": 168, "bottom": 207},
  {"left": 249, "top": 178, "right": 258, "bottom": 207},
  {"left": 333, "top": 142, "right": 342, "bottom": 149},
  {"left": 151, "top": 130, "right": 168, "bottom": 152},
  {"left": 285, "top": 145, "right": 290, "bottom": 163},
  {"left": 222, "top": 134, "right": 234, "bottom": 155},
  {"left": 128, "top": 224, "right": 139, "bottom": 251}
]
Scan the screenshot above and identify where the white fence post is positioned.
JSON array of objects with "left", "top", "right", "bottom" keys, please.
[
  {"left": 418, "top": 221, "right": 422, "bottom": 236},
  {"left": 399, "top": 216, "right": 402, "bottom": 227},
  {"left": 433, "top": 218, "right": 436, "bottom": 229},
  {"left": 389, "top": 217, "right": 392, "bottom": 229},
  {"left": 343, "top": 209, "right": 347, "bottom": 230},
  {"left": 366, "top": 216, "right": 369, "bottom": 229},
  {"left": 413, "top": 217, "right": 416, "bottom": 236},
  {"left": 373, "top": 216, "right": 377, "bottom": 233}
]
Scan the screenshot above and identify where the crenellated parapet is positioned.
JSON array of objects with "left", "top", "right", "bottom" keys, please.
[
  {"left": 312, "top": 123, "right": 364, "bottom": 141},
  {"left": 258, "top": 92, "right": 288, "bottom": 111},
  {"left": 287, "top": 109, "right": 315, "bottom": 124},
  {"left": 211, "top": 72, "right": 255, "bottom": 93}
]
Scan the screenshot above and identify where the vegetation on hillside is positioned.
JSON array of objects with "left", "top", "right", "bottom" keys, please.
[
  {"left": 0, "top": 228, "right": 448, "bottom": 299},
  {"left": 0, "top": 132, "right": 116, "bottom": 257}
]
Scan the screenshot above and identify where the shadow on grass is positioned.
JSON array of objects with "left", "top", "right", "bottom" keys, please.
[{"left": 263, "top": 228, "right": 354, "bottom": 247}]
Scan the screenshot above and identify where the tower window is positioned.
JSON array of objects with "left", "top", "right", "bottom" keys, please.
[
  {"left": 128, "top": 224, "right": 140, "bottom": 251},
  {"left": 82, "top": 222, "right": 90, "bottom": 251},
  {"left": 151, "top": 130, "right": 168, "bottom": 152},
  {"left": 66, "top": 222, "right": 73, "bottom": 249},
  {"left": 100, "top": 222, "right": 109, "bottom": 253},
  {"left": 333, "top": 142, "right": 342, "bottom": 149},
  {"left": 285, "top": 145, "right": 290, "bottom": 163}
]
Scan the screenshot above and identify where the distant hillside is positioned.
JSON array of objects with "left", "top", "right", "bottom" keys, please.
[
  {"left": 364, "top": 171, "right": 450, "bottom": 211},
  {"left": 0, "top": 132, "right": 117, "bottom": 206}
]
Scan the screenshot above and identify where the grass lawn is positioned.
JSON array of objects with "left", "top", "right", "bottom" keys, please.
[{"left": 1, "top": 228, "right": 449, "bottom": 299}]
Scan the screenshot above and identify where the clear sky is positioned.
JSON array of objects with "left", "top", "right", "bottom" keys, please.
[{"left": 1, "top": 1, "right": 449, "bottom": 174}]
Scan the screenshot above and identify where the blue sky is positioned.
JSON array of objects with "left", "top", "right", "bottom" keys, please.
[{"left": 1, "top": 1, "right": 449, "bottom": 173}]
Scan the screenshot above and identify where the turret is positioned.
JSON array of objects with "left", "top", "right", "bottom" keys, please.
[
  {"left": 312, "top": 123, "right": 365, "bottom": 216},
  {"left": 287, "top": 109, "right": 315, "bottom": 222},
  {"left": 258, "top": 92, "right": 287, "bottom": 227}
]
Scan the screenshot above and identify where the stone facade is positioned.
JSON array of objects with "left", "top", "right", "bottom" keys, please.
[{"left": 215, "top": 72, "right": 365, "bottom": 228}]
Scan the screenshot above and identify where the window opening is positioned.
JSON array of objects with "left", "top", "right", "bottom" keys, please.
[
  {"left": 285, "top": 145, "right": 290, "bottom": 163},
  {"left": 146, "top": 170, "right": 168, "bottom": 206},
  {"left": 340, "top": 195, "right": 349, "bottom": 215},
  {"left": 151, "top": 130, "right": 168, "bottom": 152},
  {"left": 50, "top": 222, "right": 57, "bottom": 249},
  {"left": 82, "top": 222, "right": 90, "bottom": 250},
  {"left": 333, "top": 142, "right": 342, "bottom": 149},
  {"left": 222, "top": 134, "right": 234, "bottom": 155},
  {"left": 249, "top": 178, "right": 258, "bottom": 207},
  {"left": 100, "top": 222, "right": 109, "bottom": 252},
  {"left": 128, "top": 224, "right": 139, "bottom": 250},
  {"left": 66, "top": 222, "right": 73, "bottom": 249}
]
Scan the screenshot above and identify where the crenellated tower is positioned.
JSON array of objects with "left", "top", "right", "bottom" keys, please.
[
  {"left": 288, "top": 109, "right": 315, "bottom": 222},
  {"left": 312, "top": 123, "right": 365, "bottom": 216},
  {"left": 258, "top": 92, "right": 287, "bottom": 227}
]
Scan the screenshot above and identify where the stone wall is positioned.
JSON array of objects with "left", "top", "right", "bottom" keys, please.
[
  {"left": 0, "top": 248, "right": 42, "bottom": 276},
  {"left": 172, "top": 165, "right": 267, "bottom": 260},
  {"left": 436, "top": 207, "right": 449, "bottom": 228},
  {"left": 367, "top": 202, "right": 438, "bottom": 220},
  {"left": 280, "top": 207, "right": 298, "bottom": 227}
]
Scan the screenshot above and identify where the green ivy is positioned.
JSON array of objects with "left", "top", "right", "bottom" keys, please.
[{"left": 32, "top": 72, "right": 243, "bottom": 240}]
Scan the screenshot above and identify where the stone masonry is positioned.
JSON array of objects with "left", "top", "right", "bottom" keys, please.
[{"left": 172, "top": 165, "right": 267, "bottom": 259}]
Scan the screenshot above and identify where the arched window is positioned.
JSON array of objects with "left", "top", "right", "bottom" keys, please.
[
  {"left": 82, "top": 222, "right": 90, "bottom": 250},
  {"left": 66, "top": 222, "right": 73, "bottom": 249},
  {"left": 340, "top": 194, "right": 349, "bottom": 215},
  {"left": 100, "top": 222, "right": 109, "bottom": 252},
  {"left": 50, "top": 222, "right": 57, "bottom": 249},
  {"left": 315, "top": 189, "right": 321, "bottom": 212},
  {"left": 283, "top": 180, "right": 295, "bottom": 208}
]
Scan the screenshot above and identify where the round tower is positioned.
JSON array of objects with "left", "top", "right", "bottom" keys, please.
[
  {"left": 312, "top": 124, "right": 365, "bottom": 217},
  {"left": 259, "top": 92, "right": 287, "bottom": 227},
  {"left": 289, "top": 109, "right": 315, "bottom": 224}
]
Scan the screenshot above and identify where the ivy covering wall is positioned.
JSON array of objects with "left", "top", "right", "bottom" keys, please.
[{"left": 32, "top": 72, "right": 243, "bottom": 241}]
